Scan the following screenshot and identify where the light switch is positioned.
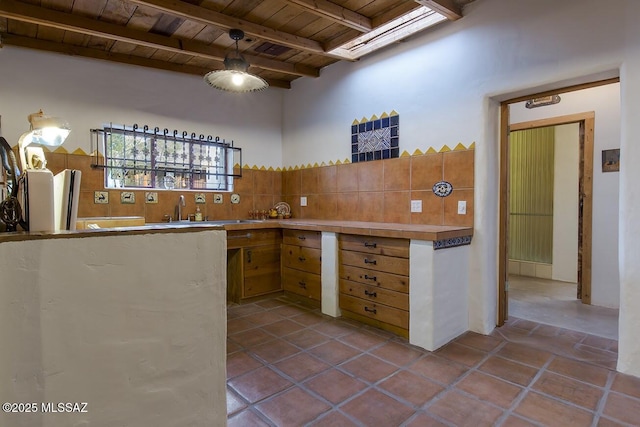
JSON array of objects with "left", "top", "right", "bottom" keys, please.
[
  {"left": 300, "top": 196, "right": 307, "bottom": 207},
  {"left": 410, "top": 200, "right": 422, "bottom": 213},
  {"left": 458, "top": 200, "right": 467, "bottom": 214}
]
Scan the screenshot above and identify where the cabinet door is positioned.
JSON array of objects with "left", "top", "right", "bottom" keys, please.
[
  {"left": 340, "top": 250, "right": 409, "bottom": 276},
  {"left": 339, "top": 294, "right": 409, "bottom": 329},
  {"left": 282, "top": 244, "right": 321, "bottom": 274},
  {"left": 339, "top": 234, "right": 409, "bottom": 257},
  {"left": 339, "top": 279, "right": 409, "bottom": 311},
  {"left": 339, "top": 265, "right": 409, "bottom": 293},
  {"left": 243, "top": 245, "right": 281, "bottom": 298},
  {"left": 282, "top": 267, "right": 321, "bottom": 301},
  {"left": 283, "top": 229, "right": 321, "bottom": 249}
]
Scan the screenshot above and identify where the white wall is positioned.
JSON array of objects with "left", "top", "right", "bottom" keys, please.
[
  {"left": 511, "top": 85, "right": 621, "bottom": 308},
  {"left": 553, "top": 123, "right": 580, "bottom": 284},
  {"left": 283, "top": 0, "right": 640, "bottom": 375},
  {"left": 0, "top": 47, "right": 284, "bottom": 169},
  {"left": 0, "top": 230, "right": 227, "bottom": 427}
]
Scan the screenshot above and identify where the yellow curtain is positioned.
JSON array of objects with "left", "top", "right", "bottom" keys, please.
[{"left": 509, "top": 127, "right": 554, "bottom": 263}]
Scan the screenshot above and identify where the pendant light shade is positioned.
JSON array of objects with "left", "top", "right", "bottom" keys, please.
[{"left": 204, "top": 29, "right": 269, "bottom": 93}]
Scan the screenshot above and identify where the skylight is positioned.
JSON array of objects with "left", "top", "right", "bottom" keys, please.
[{"left": 328, "top": 6, "right": 447, "bottom": 60}]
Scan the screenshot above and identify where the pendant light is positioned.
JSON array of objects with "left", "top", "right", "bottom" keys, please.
[{"left": 204, "top": 29, "right": 269, "bottom": 93}]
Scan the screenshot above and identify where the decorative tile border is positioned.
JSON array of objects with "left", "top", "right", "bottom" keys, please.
[
  {"left": 351, "top": 111, "right": 399, "bottom": 163},
  {"left": 433, "top": 235, "right": 473, "bottom": 250}
]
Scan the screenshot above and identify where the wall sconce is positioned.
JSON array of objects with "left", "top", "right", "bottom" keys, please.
[{"left": 203, "top": 29, "right": 269, "bottom": 93}]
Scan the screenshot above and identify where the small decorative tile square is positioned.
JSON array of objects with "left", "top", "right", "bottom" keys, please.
[
  {"left": 145, "top": 192, "right": 158, "bottom": 203},
  {"left": 195, "top": 193, "right": 206, "bottom": 204},
  {"left": 351, "top": 111, "right": 399, "bottom": 163},
  {"left": 94, "top": 191, "right": 109, "bottom": 204},
  {"left": 120, "top": 191, "right": 135, "bottom": 204},
  {"left": 213, "top": 194, "right": 223, "bottom": 204}
]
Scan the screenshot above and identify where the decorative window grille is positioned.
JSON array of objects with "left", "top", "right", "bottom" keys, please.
[{"left": 91, "top": 124, "right": 241, "bottom": 191}]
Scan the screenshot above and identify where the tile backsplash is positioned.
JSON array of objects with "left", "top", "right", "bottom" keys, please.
[{"left": 32, "top": 146, "right": 473, "bottom": 227}]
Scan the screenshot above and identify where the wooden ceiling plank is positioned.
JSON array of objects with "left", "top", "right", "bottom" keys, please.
[
  {"left": 414, "top": 0, "right": 462, "bottom": 20},
  {"left": 283, "top": 0, "right": 372, "bottom": 32},
  {"left": 0, "top": 0, "right": 319, "bottom": 77},
  {"left": 127, "top": 0, "right": 328, "bottom": 54},
  {"left": 41, "top": 0, "right": 74, "bottom": 13},
  {"left": 0, "top": 33, "right": 291, "bottom": 88},
  {"left": 36, "top": 25, "right": 66, "bottom": 43},
  {"left": 100, "top": 0, "right": 138, "bottom": 25},
  {"left": 372, "top": 2, "right": 422, "bottom": 27}
]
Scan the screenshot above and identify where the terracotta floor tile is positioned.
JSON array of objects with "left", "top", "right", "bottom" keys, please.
[
  {"left": 378, "top": 370, "right": 444, "bottom": 406},
  {"left": 270, "top": 304, "right": 312, "bottom": 318},
  {"left": 597, "top": 416, "right": 630, "bottom": 426},
  {"left": 340, "top": 354, "right": 398, "bottom": 383},
  {"left": 290, "top": 311, "right": 327, "bottom": 327},
  {"left": 339, "top": 330, "right": 388, "bottom": 351},
  {"left": 283, "top": 328, "right": 330, "bottom": 349},
  {"left": 509, "top": 318, "right": 539, "bottom": 331},
  {"left": 581, "top": 335, "right": 617, "bottom": 351},
  {"left": 226, "top": 388, "right": 247, "bottom": 416},
  {"left": 572, "top": 344, "right": 618, "bottom": 369},
  {"left": 260, "top": 319, "right": 305, "bottom": 337},
  {"left": 308, "top": 340, "right": 360, "bottom": 365},
  {"left": 227, "top": 351, "right": 264, "bottom": 379},
  {"left": 479, "top": 356, "right": 539, "bottom": 386},
  {"left": 371, "top": 341, "right": 423, "bottom": 367},
  {"left": 547, "top": 355, "right": 610, "bottom": 387},
  {"left": 532, "top": 371, "right": 604, "bottom": 410},
  {"left": 404, "top": 412, "right": 449, "bottom": 426},
  {"left": 435, "top": 342, "right": 487, "bottom": 367},
  {"left": 611, "top": 372, "right": 640, "bottom": 399},
  {"left": 227, "top": 318, "right": 257, "bottom": 334},
  {"left": 531, "top": 323, "right": 564, "bottom": 337},
  {"left": 227, "top": 303, "right": 266, "bottom": 319},
  {"left": 242, "top": 311, "right": 286, "bottom": 327},
  {"left": 227, "top": 339, "right": 242, "bottom": 354},
  {"left": 251, "top": 338, "right": 301, "bottom": 364},
  {"left": 556, "top": 328, "right": 588, "bottom": 344},
  {"left": 500, "top": 415, "right": 539, "bottom": 427},
  {"left": 409, "top": 354, "right": 468, "bottom": 385},
  {"left": 228, "top": 366, "right": 292, "bottom": 403},
  {"left": 304, "top": 369, "right": 368, "bottom": 404},
  {"left": 312, "top": 319, "right": 360, "bottom": 337},
  {"left": 340, "top": 388, "right": 415, "bottom": 426},
  {"left": 603, "top": 392, "right": 640, "bottom": 425},
  {"left": 515, "top": 391, "right": 593, "bottom": 426},
  {"left": 308, "top": 410, "right": 359, "bottom": 426},
  {"left": 274, "top": 352, "right": 330, "bottom": 382},
  {"left": 254, "top": 298, "right": 291, "bottom": 309},
  {"left": 227, "top": 409, "right": 271, "bottom": 427},
  {"left": 228, "top": 328, "right": 274, "bottom": 349},
  {"left": 428, "top": 390, "right": 503, "bottom": 427},
  {"left": 456, "top": 371, "right": 523, "bottom": 408},
  {"left": 256, "top": 386, "right": 331, "bottom": 426},
  {"left": 454, "top": 331, "right": 503, "bottom": 352},
  {"left": 497, "top": 342, "right": 553, "bottom": 368}
]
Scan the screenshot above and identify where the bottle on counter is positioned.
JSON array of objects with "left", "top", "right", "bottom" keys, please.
[{"left": 195, "top": 206, "right": 203, "bottom": 221}]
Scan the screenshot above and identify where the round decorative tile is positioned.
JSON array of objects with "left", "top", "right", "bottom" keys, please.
[{"left": 432, "top": 180, "right": 453, "bottom": 197}]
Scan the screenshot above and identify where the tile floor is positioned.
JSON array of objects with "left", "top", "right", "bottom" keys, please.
[
  {"left": 508, "top": 275, "right": 619, "bottom": 340},
  {"left": 227, "top": 296, "right": 639, "bottom": 427}
]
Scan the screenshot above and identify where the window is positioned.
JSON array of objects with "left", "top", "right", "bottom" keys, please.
[{"left": 92, "top": 124, "right": 241, "bottom": 191}]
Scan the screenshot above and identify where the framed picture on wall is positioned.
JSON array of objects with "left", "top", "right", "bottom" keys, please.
[{"left": 602, "top": 148, "right": 620, "bottom": 172}]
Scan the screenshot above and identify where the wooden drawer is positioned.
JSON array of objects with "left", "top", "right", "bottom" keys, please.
[
  {"left": 282, "top": 267, "right": 321, "bottom": 301},
  {"left": 340, "top": 250, "right": 409, "bottom": 276},
  {"left": 227, "top": 229, "right": 282, "bottom": 249},
  {"left": 339, "top": 294, "right": 408, "bottom": 329},
  {"left": 283, "top": 229, "right": 321, "bottom": 249},
  {"left": 339, "top": 279, "right": 408, "bottom": 311},
  {"left": 339, "top": 265, "right": 408, "bottom": 293},
  {"left": 339, "top": 234, "right": 409, "bottom": 258},
  {"left": 282, "top": 244, "right": 321, "bottom": 274}
]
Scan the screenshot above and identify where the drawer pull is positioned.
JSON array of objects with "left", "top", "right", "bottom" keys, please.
[
  {"left": 298, "top": 256, "right": 306, "bottom": 262},
  {"left": 247, "top": 250, "right": 252, "bottom": 263},
  {"left": 298, "top": 281, "right": 307, "bottom": 289},
  {"left": 364, "top": 258, "right": 377, "bottom": 265},
  {"left": 364, "top": 242, "right": 377, "bottom": 249},
  {"left": 298, "top": 235, "right": 306, "bottom": 240},
  {"left": 364, "top": 290, "right": 377, "bottom": 298},
  {"left": 364, "top": 306, "right": 377, "bottom": 314},
  {"left": 364, "top": 274, "right": 377, "bottom": 281}
]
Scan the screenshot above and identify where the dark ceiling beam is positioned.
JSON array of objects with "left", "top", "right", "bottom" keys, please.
[
  {"left": 0, "top": 0, "right": 318, "bottom": 78},
  {"left": 283, "top": 0, "right": 372, "bottom": 32},
  {"left": 414, "top": 0, "right": 463, "bottom": 20},
  {"left": 0, "top": 33, "right": 292, "bottom": 89},
  {"left": 127, "top": 0, "right": 337, "bottom": 56}
]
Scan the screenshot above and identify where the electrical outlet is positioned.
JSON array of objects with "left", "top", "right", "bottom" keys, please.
[
  {"left": 458, "top": 200, "right": 467, "bottom": 215},
  {"left": 300, "top": 196, "right": 307, "bottom": 207},
  {"left": 411, "top": 200, "right": 422, "bottom": 213}
]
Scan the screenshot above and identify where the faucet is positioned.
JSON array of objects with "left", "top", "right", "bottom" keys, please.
[{"left": 177, "top": 194, "right": 185, "bottom": 221}]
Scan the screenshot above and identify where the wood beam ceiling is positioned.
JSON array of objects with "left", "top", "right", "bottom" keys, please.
[
  {"left": 283, "top": 0, "right": 372, "bottom": 32},
  {"left": 414, "top": 0, "right": 462, "bottom": 20}
]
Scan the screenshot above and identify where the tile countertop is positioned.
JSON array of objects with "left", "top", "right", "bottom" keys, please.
[{"left": 0, "top": 219, "right": 472, "bottom": 243}]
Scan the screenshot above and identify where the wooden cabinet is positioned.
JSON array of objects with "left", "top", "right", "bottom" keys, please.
[
  {"left": 281, "top": 229, "right": 321, "bottom": 306},
  {"left": 338, "top": 234, "right": 410, "bottom": 337},
  {"left": 227, "top": 229, "right": 282, "bottom": 303}
]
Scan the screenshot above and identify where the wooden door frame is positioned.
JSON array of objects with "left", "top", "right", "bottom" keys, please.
[{"left": 496, "top": 78, "right": 618, "bottom": 326}]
